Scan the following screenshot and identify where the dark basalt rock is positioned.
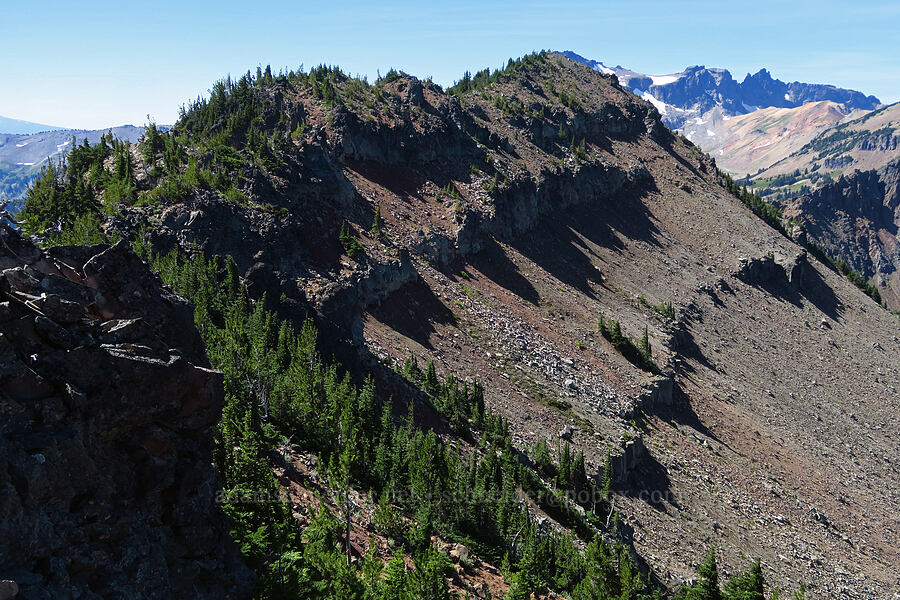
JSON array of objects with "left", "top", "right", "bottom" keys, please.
[{"left": 0, "top": 225, "right": 254, "bottom": 600}]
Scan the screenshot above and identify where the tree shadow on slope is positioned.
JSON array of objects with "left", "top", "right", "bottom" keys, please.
[
  {"left": 469, "top": 236, "right": 541, "bottom": 305},
  {"left": 366, "top": 277, "right": 457, "bottom": 351},
  {"left": 506, "top": 186, "right": 663, "bottom": 300}
]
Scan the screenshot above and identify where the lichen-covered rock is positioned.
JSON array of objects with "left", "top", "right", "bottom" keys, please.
[{"left": 0, "top": 225, "right": 254, "bottom": 600}]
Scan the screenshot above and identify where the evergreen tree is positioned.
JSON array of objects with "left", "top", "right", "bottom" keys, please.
[
  {"left": 409, "top": 546, "right": 450, "bottom": 600},
  {"left": 558, "top": 442, "right": 573, "bottom": 490},
  {"left": 723, "top": 558, "right": 764, "bottom": 600},
  {"left": 424, "top": 360, "right": 439, "bottom": 397},
  {"left": 640, "top": 326, "right": 651, "bottom": 358},
  {"left": 379, "top": 554, "right": 409, "bottom": 600},
  {"left": 370, "top": 203, "right": 384, "bottom": 238},
  {"left": 505, "top": 571, "right": 531, "bottom": 600},
  {"left": 678, "top": 548, "right": 723, "bottom": 600}
]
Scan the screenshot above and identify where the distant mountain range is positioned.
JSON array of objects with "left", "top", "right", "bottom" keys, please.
[
  {"left": 561, "top": 51, "right": 897, "bottom": 186},
  {"left": 0, "top": 115, "right": 66, "bottom": 135},
  {"left": 0, "top": 125, "right": 146, "bottom": 208},
  {"left": 561, "top": 51, "right": 882, "bottom": 131}
]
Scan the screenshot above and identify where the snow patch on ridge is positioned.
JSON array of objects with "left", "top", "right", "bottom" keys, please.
[
  {"left": 632, "top": 89, "right": 669, "bottom": 115},
  {"left": 651, "top": 74, "right": 680, "bottom": 86}
]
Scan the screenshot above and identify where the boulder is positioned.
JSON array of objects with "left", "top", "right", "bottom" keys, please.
[
  {"left": 2, "top": 267, "right": 40, "bottom": 294},
  {"left": 449, "top": 543, "right": 470, "bottom": 564},
  {"left": 32, "top": 294, "right": 83, "bottom": 324}
]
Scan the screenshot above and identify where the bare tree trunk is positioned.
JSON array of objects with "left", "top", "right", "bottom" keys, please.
[{"left": 346, "top": 493, "right": 352, "bottom": 566}]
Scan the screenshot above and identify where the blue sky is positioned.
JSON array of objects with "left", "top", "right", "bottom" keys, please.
[{"left": 2, "top": 0, "right": 898, "bottom": 129}]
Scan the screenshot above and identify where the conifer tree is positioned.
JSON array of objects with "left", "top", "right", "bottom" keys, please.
[
  {"left": 677, "top": 547, "right": 723, "bottom": 600},
  {"left": 640, "top": 325, "right": 651, "bottom": 357},
  {"left": 558, "top": 442, "right": 573, "bottom": 490},
  {"left": 370, "top": 203, "right": 383, "bottom": 238},
  {"left": 723, "top": 558, "right": 764, "bottom": 600},
  {"left": 424, "top": 360, "right": 439, "bottom": 396}
]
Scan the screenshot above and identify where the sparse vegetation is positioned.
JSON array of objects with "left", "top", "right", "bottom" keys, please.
[
  {"left": 448, "top": 52, "right": 548, "bottom": 97},
  {"left": 599, "top": 316, "right": 660, "bottom": 374},
  {"left": 339, "top": 220, "right": 362, "bottom": 258},
  {"left": 639, "top": 296, "right": 676, "bottom": 320}
]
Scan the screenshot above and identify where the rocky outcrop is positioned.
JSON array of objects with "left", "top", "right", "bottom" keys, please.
[
  {"left": 0, "top": 227, "right": 253, "bottom": 599},
  {"left": 636, "top": 375, "right": 674, "bottom": 411},
  {"left": 734, "top": 253, "right": 782, "bottom": 284},
  {"left": 609, "top": 436, "right": 647, "bottom": 486},
  {"left": 733, "top": 250, "right": 809, "bottom": 292}
]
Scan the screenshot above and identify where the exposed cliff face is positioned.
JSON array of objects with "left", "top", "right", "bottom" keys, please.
[
  {"left": 786, "top": 159, "right": 900, "bottom": 308},
  {"left": 0, "top": 229, "right": 253, "bottom": 599}
]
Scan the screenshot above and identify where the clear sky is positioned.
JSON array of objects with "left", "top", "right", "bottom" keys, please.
[{"left": 2, "top": 0, "right": 898, "bottom": 129}]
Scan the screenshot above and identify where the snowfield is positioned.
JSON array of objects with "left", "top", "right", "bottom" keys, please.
[
  {"left": 633, "top": 89, "right": 669, "bottom": 115},
  {"left": 650, "top": 74, "right": 680, "bottom": 86}
]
